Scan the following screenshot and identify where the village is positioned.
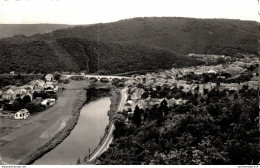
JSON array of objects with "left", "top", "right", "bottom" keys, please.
[
  {"left": 121, "top": 54, "right": 259, "bottom": 123},
  {"left": 0, "top": 74, "right": 59, "bottom": 119}
]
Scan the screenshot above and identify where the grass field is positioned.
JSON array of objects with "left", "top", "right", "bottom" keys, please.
[{"left": 0, "top": 80, "right": 89, "bottom": 165}]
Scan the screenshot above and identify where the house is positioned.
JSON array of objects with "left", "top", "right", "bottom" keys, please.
[
  {"left": 14, "top": 109, "right": 30, "bottom": 120},
  {"left": 167, "top": 98, "right": 176, "bottom": 107},
  {"left": 46, "top": 81, "right": 54, "bottom": 85},
  {"left": 44, "top": 84, "right": 55, "bottom": 93},
  {"left": 10, "top": 71, "right": 15, "bottom": 75},
  {"left": 20, "top": 92, "right": 33, "bottom": 101},
  {"left": 229, "top": 83, "right": 239, "bottom": 92},
  {"left": 123, "top": 100, "right": 136, "bottom": 112},
  {"left": 226, "top": 66, "right": 244, "bottom": 76},
  {"left": 0, "top": 104, "right": 3, "bottom": 111},
  {"left": 53, "top": 85, "right": 59, "bottom": 92},
  {"left": 41, "top": 98, "right": 56, "bottom": 106},
  {"left": 45, "top": 84, "right": 54, "bottom": 90},
  {"left": 131, "top": 88, "right": 144, "bottom": 101},
  {"left": 225, "top": 56, "right": 232, "bottom": 61},
  {"left": 137, "top": 99, "right": 147, "bottom": 110},
  {"left": 217, "top": 76, "right": 226, "bottom": 79},
  {"left": 21, "top": 85, "right": 34, "bottom": 92},
  {"left": 30, "top": 80, "right": 46, "bottom": 87},
  {"left": 33, "top": 85, "right": 45, "bottom": 93},
  {"left": 175, "top": 99, "right": 184, "bottom": 105},
  {"left": 248, "top": 81, "right": 258, "bottom": 89},
  {"left": 208, "top": 70, "right": 217, "bottom": 74},
  {"left": 2, "top": 89, "right": 16, "bottom": 100},
  {"left": 33, "top": 97, "right": 43, "bottom": 104},
  {"left": 45, "top": 74, "right": 54, "bottom": 82},
  {"left": 15, "top": 88, "right": 28, "bottom": 96},
  {"left": 124, "top": 103, "right": 132, "bottom": 112}
]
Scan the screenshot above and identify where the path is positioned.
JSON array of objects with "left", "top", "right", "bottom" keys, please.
[{"left": 88, "top": 87, "right": 128, "bottom": 162}]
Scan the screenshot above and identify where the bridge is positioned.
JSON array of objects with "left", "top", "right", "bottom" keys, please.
[{"left": 62, "top": 74, "right": 130, "bottom": 81}]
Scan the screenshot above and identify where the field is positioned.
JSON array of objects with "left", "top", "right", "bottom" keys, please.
[{"left": 0, "top": 80, "right": 89, "bottom": 164}]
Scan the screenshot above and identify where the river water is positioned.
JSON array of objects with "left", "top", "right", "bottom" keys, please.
[{"left": 33, "top": 97, "right": 111, "bottom": 165}]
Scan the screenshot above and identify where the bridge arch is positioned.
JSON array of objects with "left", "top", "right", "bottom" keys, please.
[
  {"left": 89, "top": 77, "right": 98, "bottom": 82},
  {"left": 100, "top": 77, "right": 110, "bottom": 83}
]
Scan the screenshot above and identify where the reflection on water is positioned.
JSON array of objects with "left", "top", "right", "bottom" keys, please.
[{"left": 33, "top": 97, "right": 111, "bottom": 165}]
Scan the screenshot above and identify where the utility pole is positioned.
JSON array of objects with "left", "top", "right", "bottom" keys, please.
[{"left": 89, "top": 148, "right": 91, "bottom": 158}]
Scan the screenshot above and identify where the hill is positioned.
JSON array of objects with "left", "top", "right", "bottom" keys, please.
[
  {"left": 0, "top": 24, "right": 75, "bottom": 39},
  {"left": 0, "top": 17, "right": 257, "bottom": 74},
  {"left": 44, "top": 17, "right": 258, "bottom": 55},
  {"left": 0, "top": 38, "right": 202, "bottom": 74}
]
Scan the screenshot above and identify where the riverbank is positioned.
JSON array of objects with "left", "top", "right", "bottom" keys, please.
[
  {"left": 82, "top": 88, "right": 121, "bottom": 163},
  {"left": 0, "top": 79, "right": 122, "bottom": 165},
  {"left": 22, "top": 89, "right": 87, "bottom": 165},
  {"left": 0, "top": 80, "right": 89, "bottom": 165},
  {"left": 82, "top": 87, "right": 128, "bottom": 164}
]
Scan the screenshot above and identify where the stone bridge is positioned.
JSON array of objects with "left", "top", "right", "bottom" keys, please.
[{"left": 62, "top": 74, "right": 130, "bottom": 82}]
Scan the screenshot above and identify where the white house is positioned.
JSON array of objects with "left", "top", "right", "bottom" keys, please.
[
  {"left": 123, "top": 100, "right": 136, "bottom": 112},
  {"left": 53, "top": 85, "right": 59, "bottom": 92},
  {"left": 14, "top": 109, "right": 30, "bottom": 120},
  {"left": 45, "top": 74, "right": 54, "bottom": 82},
  {"left": 208, "top": 69, "right": 217, "bottom": 74},
  {"left": 41, "top": 98, "right": 56, "bottom": 106}
]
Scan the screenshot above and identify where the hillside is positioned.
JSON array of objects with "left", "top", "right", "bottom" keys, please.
[
  {"left": 0, "top": 17, "right": 257, "bottom": 74},
  {"left": 94, "top": 85, "right": 259, "bottom": 165},
  {"left": 0, "top": 38, "right": 202, "bottom": 74},
  {"left": 0, "top": 24, "right": 75, "bottom": 39},
  {"left": 44, "top": 17, "right": 258, "bottom": 55}
]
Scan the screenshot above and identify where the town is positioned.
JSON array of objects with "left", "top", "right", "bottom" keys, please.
[
  {"left": 95, "top": 53, "right": 259, "bottom": 164},
  {"left": 121, "top": 53, "right": 258, "bottom": 123},
  {"left": 0, "top": 73, "right": 59, "bottom": 119},
  {"left": 0, "top": 53, "right": 258, "bottom": 121}
]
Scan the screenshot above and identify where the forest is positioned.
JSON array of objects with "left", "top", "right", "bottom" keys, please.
[{"left": 0, "top": 17, "right": 257, "bottom": 74}]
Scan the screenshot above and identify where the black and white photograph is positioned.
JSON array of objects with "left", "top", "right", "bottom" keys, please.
[{"left": 0, "top": 0, "right": 259, "bottom": 166}]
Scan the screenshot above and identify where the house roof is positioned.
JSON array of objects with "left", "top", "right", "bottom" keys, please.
[
  {"left": 124, "top": 103, "right": 132, "bottom": 107},
  {"left": 45, "top": 74, "right": 53, "bottom": 81},
  {"left": 208, "top": 69, "right": 217, "bottom": 74},
  {"left": 17, "top": 108, "right": 29, "bottom": 113}
]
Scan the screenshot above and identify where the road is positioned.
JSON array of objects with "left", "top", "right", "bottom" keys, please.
[{"left": 88, "top": 87, "right": 128, "bottom": 162}]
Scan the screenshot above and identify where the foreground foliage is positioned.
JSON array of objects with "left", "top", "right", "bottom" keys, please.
[{"left": 97, "top": 90, "right": 259, "bottom": 165}]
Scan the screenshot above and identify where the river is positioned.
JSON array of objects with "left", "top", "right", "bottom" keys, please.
[{"left": 33, "top": 97, "right": 111, "bottom": 165}]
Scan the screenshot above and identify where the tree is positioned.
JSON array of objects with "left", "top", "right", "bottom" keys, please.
[
  {"left": 23, "top": 95, "right": 31, "bottom": 104},
  {"left": 234, "top": 93, "right": 238, "bottom": 99},
  {"left": 114, "top": 114, "right": 126, "bottom": 129},
  {"left": 137, "top": 83, "right": 144, "bottom": 88},
  {"left": 53, "top": 71, "right": 61, "bottom": 81},
  {"left": 113, "top": 114, "right": 126, "bottom": 138},
  {"left": 141, "top": 91, "right": 149, "bottom": 99},
  {"left": 133, "top": 105, "right": 142, "bottom": 126},
  {"left": 160, "top": 99, "right": 169, "bottom": 115},
  {"left": 217, "top": 57, "right": 225, "bottom": 64},
  {"left": 203, "top": 88, "right": 208, "bottom": 94}
]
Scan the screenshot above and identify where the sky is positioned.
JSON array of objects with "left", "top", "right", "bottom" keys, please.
[{"left": 0, "top": 0, "right": 258, "bottom": 24}]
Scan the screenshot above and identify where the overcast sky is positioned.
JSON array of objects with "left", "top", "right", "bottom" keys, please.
[{"left": 0, "top": 0, "right": 258, "bottom": 24}]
